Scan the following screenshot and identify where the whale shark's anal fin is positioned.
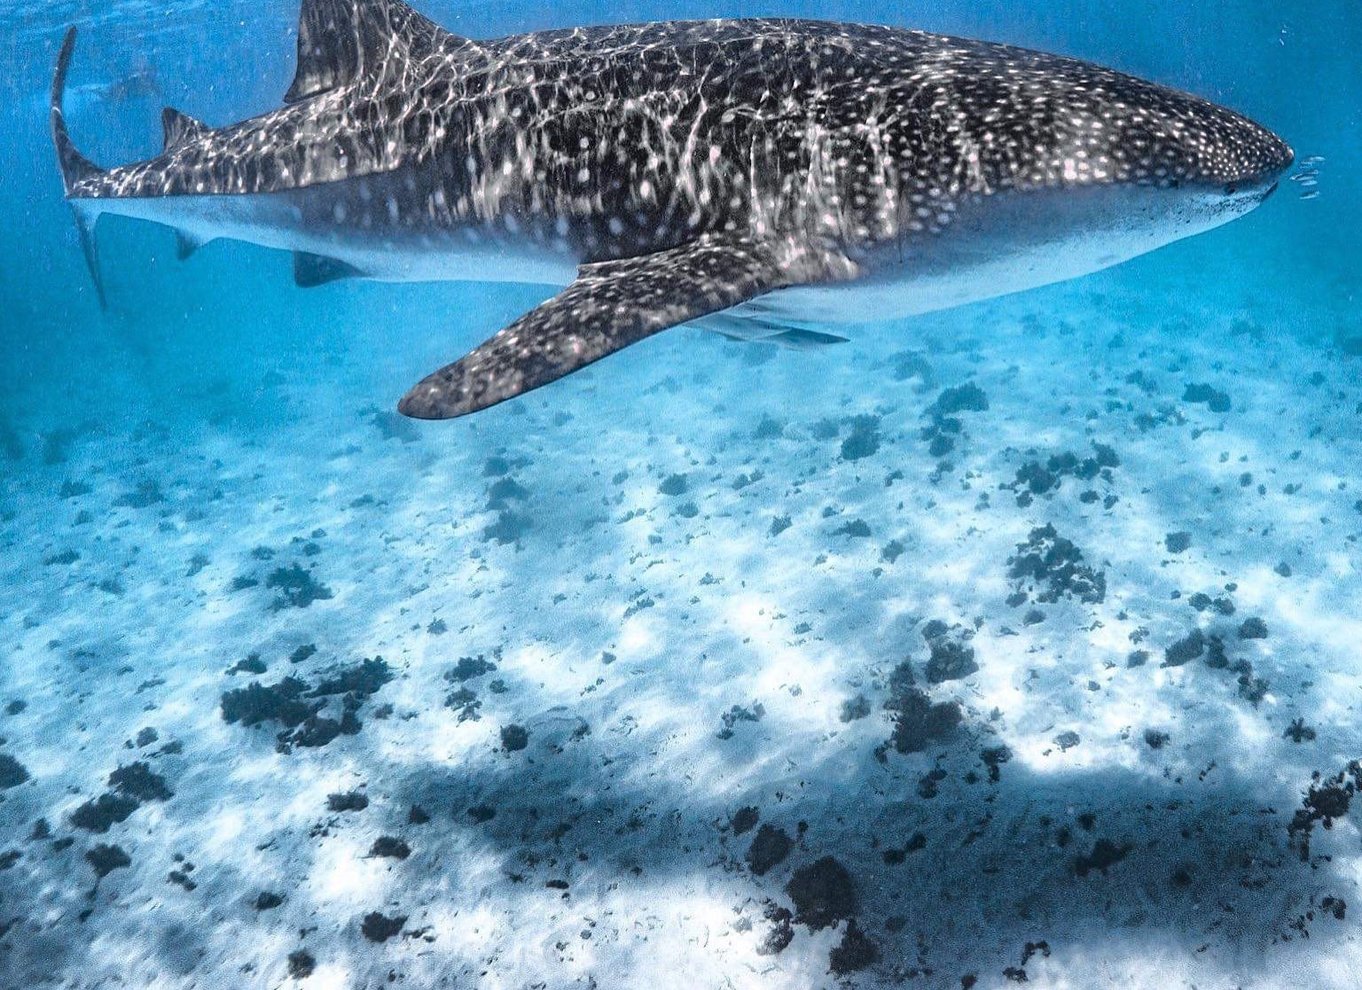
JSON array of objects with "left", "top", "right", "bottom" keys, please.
[
  {"left": 175, "top": 230, "right": 206, "bottom": 261},
  {"left": 398, "top": 234, "right": 855, "bottom": 420},
  {"left": 294, "top": 251, "right": 364, "bottom": 287}
]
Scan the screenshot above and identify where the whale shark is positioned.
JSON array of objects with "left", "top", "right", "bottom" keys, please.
[{"left": 51, "top": 1, "right": 1293, "bottom": 419}]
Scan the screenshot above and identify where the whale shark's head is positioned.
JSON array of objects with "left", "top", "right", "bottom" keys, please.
[
  {"left": 893, "top": 41, "right": 1295, "bottom": 301},
  {"left": 1055, "top": 70, "right": 1294, "bottom": 215},
  {"left": 934, "top": 43, "right": 1294, "bottom": 203},
  {"left": 929, "top": 39, "right": 1295, "bottom": 200},
  {"left": 1076, "top": 81, "right": 1292, "bottom": 254}
]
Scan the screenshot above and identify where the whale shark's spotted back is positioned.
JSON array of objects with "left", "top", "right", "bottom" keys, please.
[{"left": 51, "top": 3, "right": 1292, "bottom": 419}]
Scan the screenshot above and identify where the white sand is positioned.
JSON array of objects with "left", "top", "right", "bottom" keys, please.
[{"left": 1, "top": 229, "right": 1360, "bottom": 989}]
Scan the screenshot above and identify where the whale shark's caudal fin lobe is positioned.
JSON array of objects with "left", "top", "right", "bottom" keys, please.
[
  {"left": 285, "top": 0, "right": 458, "bottom": 105},
  {"left": 72, "top": 205, "right": 108, "bottom": 311},
  {"left": 161, "top": 107, "right": 208, "bottom": 152},
  {"left": 51, "top": 27, "right": 105, "bottom": 195},
  {"left": 51, "top": 28, "right": 109, "bottom": 309},
  {"left": 398, "top": 235, "right": 856, "bottom": 420}
]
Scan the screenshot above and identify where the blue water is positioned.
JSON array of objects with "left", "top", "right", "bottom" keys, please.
[{"left": 1, "top": 2, "right": 1360, "bottom": 988}]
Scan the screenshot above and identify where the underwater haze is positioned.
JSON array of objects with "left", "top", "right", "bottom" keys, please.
[{"left": 2, "top": 1, "right": 1361, "bottom": 988}]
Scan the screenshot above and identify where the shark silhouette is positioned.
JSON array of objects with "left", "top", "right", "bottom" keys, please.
[{"left": 52, "top": 0, "right": 1292, "bottom": 419}]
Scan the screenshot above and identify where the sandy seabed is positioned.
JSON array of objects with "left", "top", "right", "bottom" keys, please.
[{"left": 2, "top": 253, "right": 1361, "bottom": 990}]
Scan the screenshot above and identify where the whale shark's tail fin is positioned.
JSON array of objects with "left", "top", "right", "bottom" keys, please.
[
  {"left": 51, "top": 27, "right": 109, "bottom": 309},
  {"left": 51, "top": 28, "right": 104, "bottom": 194},
  {"left": 67, "top": 202, "right": 108, "bottom": 311}
]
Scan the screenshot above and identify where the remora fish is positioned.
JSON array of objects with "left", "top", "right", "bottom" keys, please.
[{"left": 51, "top": 1, "right": 1292, "bottom": 419}]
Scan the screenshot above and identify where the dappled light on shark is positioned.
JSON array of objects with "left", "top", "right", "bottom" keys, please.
[{"left": 52, "top": 0, "right": 1288, "bottom": 419}]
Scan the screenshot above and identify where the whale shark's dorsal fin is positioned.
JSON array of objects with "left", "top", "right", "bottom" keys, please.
[
  {"left": 285, "top": 0, "right": 459, "bottom": 105},
  {"left": 161, "top": 107, "right": 207, "bottom": 152},
  {"left": 397, "top": 235, "right": 859, "bottom": 420}
]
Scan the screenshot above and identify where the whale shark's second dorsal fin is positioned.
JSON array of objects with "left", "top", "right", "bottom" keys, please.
[
  {"left": 161, "top": 107, "right": 207, "bottom": 152},
  {"left": 285, "top": 0, "right": 459, "bottom": 105},
  {"left": 175, "top": 230, "right": 207, "bottom": 261}
]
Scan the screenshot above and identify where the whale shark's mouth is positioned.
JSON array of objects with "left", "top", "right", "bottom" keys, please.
[{"left": 1215, "top": 178, "right": 1280, "bottom": 213}]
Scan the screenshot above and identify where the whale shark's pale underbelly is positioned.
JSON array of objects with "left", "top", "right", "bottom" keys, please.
[{"left": 96, "top": 178, "right": 1251, "bottom": 336}]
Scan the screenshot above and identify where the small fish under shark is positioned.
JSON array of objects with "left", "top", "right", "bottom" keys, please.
[{"left": 51, "top": 0, "right": 1293, "bottom": 420}]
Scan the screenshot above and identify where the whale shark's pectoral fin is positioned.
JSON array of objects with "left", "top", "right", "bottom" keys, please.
[
  {"left": 698, "top": 313, "right": 849, "bottom": 349},
  {"left": 398, "top": 234, "right": 854, "bottom": 420},
  {"left": 766, "top": 329, "right": 851, "bottom": 350},
  {"left": 293, "top": 251, "right": 364, "bottom": 288}
]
